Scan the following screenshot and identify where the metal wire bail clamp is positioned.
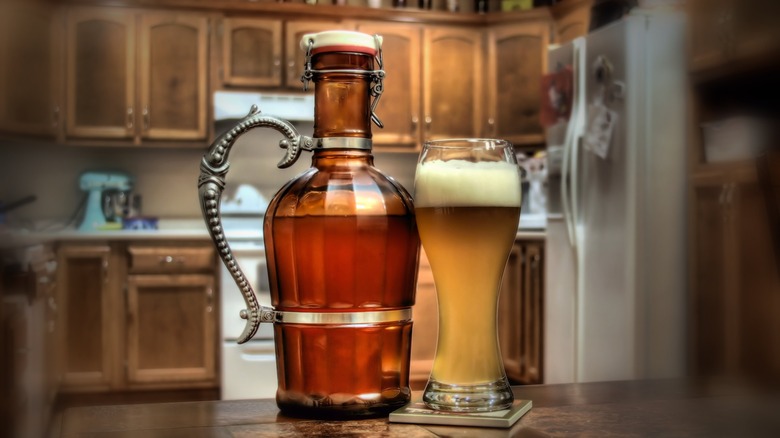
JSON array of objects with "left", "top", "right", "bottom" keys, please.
[{"left": 300, "top": 35, "right": 385, "bottom": 129}]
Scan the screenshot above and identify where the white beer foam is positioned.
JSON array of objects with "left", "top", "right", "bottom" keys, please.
[{"left": 414, "top": 160, "right": 522, "bottom": 208}]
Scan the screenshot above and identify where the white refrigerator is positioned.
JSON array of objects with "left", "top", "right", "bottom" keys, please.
[{"left": 544, "top": 10, "right": 687, "bottom": 384}]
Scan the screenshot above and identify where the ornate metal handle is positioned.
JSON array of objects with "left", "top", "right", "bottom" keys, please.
[{"left": 198, "top": 105, "right": 313, "bottom": 344}]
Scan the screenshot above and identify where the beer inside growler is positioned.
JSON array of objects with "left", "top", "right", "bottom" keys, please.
[{"left": 198, "top": 31, "right": 420, "bottom": 419}]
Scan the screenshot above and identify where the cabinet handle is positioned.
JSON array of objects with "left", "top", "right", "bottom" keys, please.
[
  {"left": 424, "top": 116, "right": 432, "bottom": 131},
  {"left": 206, "top": 288, "right": 213, "bottom": 313},
  {"left": 488, "top": 117, "right": 496, "bottom": 136},
  {"left": 126, "top": 107, "right": 134, "bottom": 130},
  {"left": 142, "top": 107, "right": 150, "bottom": 131},
  {"left": 52, "top": 105, "right": 60, "bottom": 129},
  {"left": 411, "top": 116, "right": 419, "bottom": 131},
  {"left": 159, "top": 255, "right": 186, "bottom": 264},
  {"left": 274, "top": 57, "right": 281, "bottom": 74}
]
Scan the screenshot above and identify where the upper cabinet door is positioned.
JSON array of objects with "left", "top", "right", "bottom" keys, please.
[
  {"left": 487, "top": 22, "right": 549, "bottom": 145},
  {"left": 552, "top": 0, "right": 592, "bottom": 44},
  {"left": 355, "top": 22, "right": 421, "bottom": 149},
  {"left": 139, "top": 13, "right": 208, "bottom": 140},
  {"left": 223, "top": 18, "right": 282, "bottom": 87},
  {"left": 66, "top": 8, "right": 135, "bottom": 139},
  {"left": 423, "top": 27, "right": 483, "bottom": 141},
  {"left": 0, "top": 2, "right": 61, "bottom": 137},
  {"left": 284, "top": 21, "right": 342, "bottom": 90}
]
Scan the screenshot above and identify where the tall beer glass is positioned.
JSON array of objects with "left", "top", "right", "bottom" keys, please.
[{"left": 415, "top": 139, "right": 521, "bottom": 412}]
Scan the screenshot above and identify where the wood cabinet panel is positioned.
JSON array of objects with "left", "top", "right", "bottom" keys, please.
[
  {"left": 139, "top": 13, "right": 208, "bottom": 140},
  {"left": 499, "top": 241, "right": 544, "bottom": 384},
  {"left": 691, "top": 181, "right": 780, "bottom": 380},
  {"left": 223, "top": 18, "right": 282, "bottom": 87},
  {"left": 0, "top": 2, "right": 61, "bottom": 137},
  {"left": 58, "top": 245, "right": 114, "bottom": 389},
  {"left": 423, "top": 27, "right": 483, "bottom": 140},
  {"left": 552, "top": 0, "right": 591, "bottom": 44},
  {"left": 690, "top": 184, "right": 731, "bottom": 376},
  {"left": 735, "top": 185, "right": 780, "bottom": 379},
  {"left": 128, "top": 245, "right": 215, "bottom": 274},
  {"left": 66, "top": 7, "right": 135, "bottom": 139},
  {"left": 355, "top": 22, "right": 421, "bottom": 149},
  {"left": 126, "top": 275, "right": 216, "bottom": 385},
  {"left": 486, "top": 22, "right": 549, "bottom": 144}
]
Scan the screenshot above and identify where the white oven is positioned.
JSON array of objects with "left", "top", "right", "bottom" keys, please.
[{"left": 220, "top": 238, "right": 277, "bottom": 400}]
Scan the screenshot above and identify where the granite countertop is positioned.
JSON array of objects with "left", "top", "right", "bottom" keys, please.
[{"left": 58, "top": 379, "right": 775, "bottom": 437}]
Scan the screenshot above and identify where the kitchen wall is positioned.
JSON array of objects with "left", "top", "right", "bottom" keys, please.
[{"left": 0, "top": 123, "right": 418, "bottom": 225}]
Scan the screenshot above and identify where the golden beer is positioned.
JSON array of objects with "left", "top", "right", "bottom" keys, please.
[
  {"left": 415, "top": 151, "right": 521, "bottom": 412},
  {"left": 416, "top": 206, "right": 520, "bottom": 384}
]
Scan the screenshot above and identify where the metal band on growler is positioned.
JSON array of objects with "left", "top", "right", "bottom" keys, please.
[{"left": 198, "top": 31, "right": 420, "bottom": 419}]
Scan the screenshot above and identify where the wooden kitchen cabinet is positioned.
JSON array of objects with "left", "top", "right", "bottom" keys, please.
[
  {"left": 65, "top": 7, "right": 135, "bottom": 139},
  {"left": 126, "top": 275, "right": 216, "bottom": 385},
  {"left": 355, "top": 21, "right": 422, "bottom": 150},
  {"left": 65, "top": 7, "right": 209, "bottom": 142},
  {"left": 688, "top": 0, "right": 780, "bottom": 73},
  {"left": 0, "top": 2, "right": 62, "bottom": 138},
  {"left": 221, "top": 18, "right": 282, "bottom": 87},
  {"left": 57, "top": 245, "right": 116, "bottom": 390},
  {"left": 486, "top": 21, "right": 549, "bottom": 145},
  {"left": 551, "top": 0, "right": 592, "bottom": 44},
  {"left": 691, "top": 181, "right": 780, "bottom": 379},
  {"left": 423, "top": 27, "right": 483, "bottom": 141},
  {"left": 56, "top": 241, "right": 218, "bottom": 393},
  {"left": 499, "top": 240, "right": 544, "bottom": 385},
  {"left": 138, "top": 13, "right": 209, "bottom": 140},
  {"left": 284, "top": 21, "right": 342, "bottom": 90}
]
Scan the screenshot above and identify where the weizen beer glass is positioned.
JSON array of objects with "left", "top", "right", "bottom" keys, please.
[{"left": 415, "top": 139, "right": 521, "bottom": 412}]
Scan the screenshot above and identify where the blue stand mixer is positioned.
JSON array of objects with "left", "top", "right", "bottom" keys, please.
[{"left": 78, "top": 172, "right": 134, "bottom": 231}]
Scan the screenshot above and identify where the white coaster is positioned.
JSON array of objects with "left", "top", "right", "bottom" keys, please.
[{"left": 389, "top": 399, "right": 532, "bottom": 428}]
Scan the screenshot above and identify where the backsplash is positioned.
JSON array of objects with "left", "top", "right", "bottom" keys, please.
[{"left": 0, "top": 124, "right": 418, "bottom": 224}]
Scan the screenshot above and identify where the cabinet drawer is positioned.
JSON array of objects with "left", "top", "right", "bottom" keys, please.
[{"left": 128, "top": 246, "right": 215, "bottom": 273}]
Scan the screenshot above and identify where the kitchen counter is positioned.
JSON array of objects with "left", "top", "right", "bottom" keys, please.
[
  {"left": 59, "top": 380, "right": 777, "bottom": 437},
  {"left": 2, "top": 219, "right": 212, "bottom": 248},
  {"left": 4, "top": 219, "right": 544, "bottom": 247},
  {"left": 516, "top": 230, "right": 546, "bottom": 239}
]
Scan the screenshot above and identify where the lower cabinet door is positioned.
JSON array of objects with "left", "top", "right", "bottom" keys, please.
[{"left": 126, "top": 274, "right": 216, "bottom": 386}]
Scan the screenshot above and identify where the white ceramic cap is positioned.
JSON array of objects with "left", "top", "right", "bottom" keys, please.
[{"left": 300, "top": 30, "right": 382, "bottom": 56}]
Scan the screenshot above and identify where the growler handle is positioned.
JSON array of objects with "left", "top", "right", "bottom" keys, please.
[{"left": 198, "top": 105, "right": 314, "bottom": 343}]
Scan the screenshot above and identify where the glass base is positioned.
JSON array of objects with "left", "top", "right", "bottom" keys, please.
[{"left": 422, "top": 377, "right": 514, "bottom": 412}]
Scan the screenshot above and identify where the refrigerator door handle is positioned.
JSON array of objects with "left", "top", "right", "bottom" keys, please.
[
  {"left": 561, "top": 38, "right": 586, "bottom": 248},
  {"left": 561, "top": 116, "right": 575, "bottom": 247}
]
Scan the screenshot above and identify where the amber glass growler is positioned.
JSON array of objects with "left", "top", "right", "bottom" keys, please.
[{"left": 198, "top": 31, "right": 420, "bottom": 419}]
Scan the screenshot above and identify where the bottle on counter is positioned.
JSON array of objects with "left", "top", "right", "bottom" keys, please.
[{"left": 198, "top": 31, "right": 420, "bottom": 419}]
